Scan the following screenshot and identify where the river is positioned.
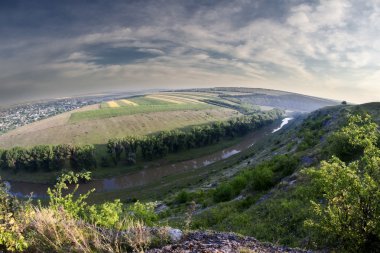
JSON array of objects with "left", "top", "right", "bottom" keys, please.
[{"left": 7, "top": 117, "right": 293, "bottom": 198}]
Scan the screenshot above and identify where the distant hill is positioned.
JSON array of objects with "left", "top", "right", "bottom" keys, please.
[
  {"left": 172, "top": 87, "right": 339, "bottom": 112},
  {"left": 0, "top": 88, "right": 340, "bottom": 148}
]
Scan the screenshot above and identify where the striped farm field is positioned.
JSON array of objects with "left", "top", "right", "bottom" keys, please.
[
  {"left": 101, "top": 99, "right": 138, "bottom": 108},
  {"left": 0, "top": 92, "right": 245, "bottom": 147},
  {"left": 0, "top": 107, "right": 240, "bottom": 147},
  {"left": 106, "top": 101, "right": 120, "bottom": 108},
  {"left": 147, "top": 94, "right": 204, "bottom": 104},
  {"left": 70, "top": 103, "right": 214, "bottom": 122},
  {"left": 146, "top": 95, "right": 184, "bottom": 104},
  {"left": 128, "top": 96, "right": 173, "bottom": 105},
  {"left": 119, "top": 99, "right": 138, "bottom": 106}
]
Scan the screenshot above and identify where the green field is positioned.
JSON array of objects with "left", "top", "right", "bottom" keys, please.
[
  {"left": 128, "top": 96, "right": 174, "bottom": 105},
  {"left": 70, "top": 103, "right": 214, "bottom": 122}
]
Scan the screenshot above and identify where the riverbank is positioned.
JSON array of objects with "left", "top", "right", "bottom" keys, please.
[{"left": 6, "top": 118, "right": 293, "bottom": 201}]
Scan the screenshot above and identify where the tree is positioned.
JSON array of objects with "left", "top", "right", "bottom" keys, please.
[
  {"left": 52, "top": 144, "right": 71, "bottom": 171},
  {"left": 70, "top": 145, "right": 96, "bottom": 171},
  {"left": 305, "top": 114, "right": 380, "bottom": 251},
  {"left": 107, "top": 139, "right": 123, "bottom": 165}
]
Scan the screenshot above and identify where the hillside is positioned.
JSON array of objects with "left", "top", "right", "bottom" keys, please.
[
  {"left": 154, "top": 102, "right": 380, "bottom": 251},
  {"left": 0, "top": 89, "right": 339, "bottom": 148},
  {"left": 0, "top": 93, "right": 239, "bottom": 148},
  {"left": 1, "top": 91, "right": 376, "bottom": 253},
  {"left": 172, "top": 87, "right": 339, "bottom": 112}
]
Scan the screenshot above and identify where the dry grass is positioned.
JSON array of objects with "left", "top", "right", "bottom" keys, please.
[
  {"left": 0, "top": 108, "right": 240, "bottom": 147},
  {"left": 27, "top": 207, "right": 154, "bottom": 253}
]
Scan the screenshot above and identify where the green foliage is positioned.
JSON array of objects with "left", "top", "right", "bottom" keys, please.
[
  {"left": 297, "top": 112, "right": 332, "bottom": 151},
  {"left": 46, "top": 171, "right": 94, "bottom": 219},
  {"left": 213, "top": 183, "right": 234, "bottom": 203},
  {"left": 88, "top": 199, "right": 123, "bottom": 228},
  {"left": 305, "top": 114, "right": 380, "bottom": 251},
  {"left": 105, "top": 109, "right": 284, "bottom": 164},
  {"left": 0, "top": 179, "right": 28, "bottom": 252},
  {"left": 328, "top": 114, "right": 378, "bottom": 162},
  {"left": 211, "top": 155, "right": 298, "bottom": 203},
  {"left": 0, "top": 144, "right": 96, "bottom": 173},
  {"left": 194, "top": 183, "right": 315, "bottom": 248},
  {"left": 69, "top": 145, "right": 97, "bottom": 171},
  {"left": 127, "top": 201, "right": 158, "bottom": 226},
  {"left": 249, "top": 165, "right": 274, "bottom": 191},
  {"left": 175, "top": 190, "right": 191, "bottom": 204}
]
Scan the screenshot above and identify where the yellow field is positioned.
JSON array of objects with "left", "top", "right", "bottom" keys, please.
[
  {"left": 147, "top": 95, "right": 185, "bottom": 104},
  {"left": 119, "top": 99, "right": 138, "bottom": 106},
  {"left": 147, "top": 94, "right": 205, "bottom": 104},
  {"left": 107, "top": 101, "right": 120, "bottom": 108},
  {"left": 160, "top": 95, "right": 204, "bottom": 104}
]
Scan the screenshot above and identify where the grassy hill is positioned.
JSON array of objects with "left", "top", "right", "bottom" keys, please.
[
  {"left": 0, "top": 93, "right": 240, "bottom": 148},
  {"left": 1, "top": 92, "right": 378, "bottom": 252},
  {"left": 150, "top": 102, "right": 380, "bottom": 250},
  {"left": 0, "top": 89, "right": 340, "bottom": 148},
  {"left": 174, "top": 87, "right": 339, "bottom": 112}
]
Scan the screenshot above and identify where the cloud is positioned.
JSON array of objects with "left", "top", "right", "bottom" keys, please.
[{"left": 0, "top": 0, "right": 379, "bottom": 105}]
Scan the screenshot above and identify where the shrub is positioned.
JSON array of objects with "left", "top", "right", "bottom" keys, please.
[
  {"left": 213, "top": 183, "right": 234, "bottom": 203},
  {"left": 46, "top": 171, "right": 94, "bottom": 219},
  {"left": 88, "top": 199, "right": 123, "bottom": 228},
  {"left": 250, "top": 166, "right": 274, "bottom": 191},
  {"left": 0, "top": 179, "right": 29, "bottom": 252},
  {"left": 175, "top": 190, "right": 190, "bottom": 204},
  {"left": 305, "top": 115, "right": 380, "bottom": 251},
  {"left": 127, "top": 201, "right": 158, "bottom": 226}
]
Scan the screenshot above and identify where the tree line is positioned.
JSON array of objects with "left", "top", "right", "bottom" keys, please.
[
  {"left": 0, "top": 109, "right": 283, "bottom": 172},
  {"left": 107, "top": 109, "right": 284, "bottom": 164},
  {"left": 0, "top": 144, "right": 96, "bottom": 172}
]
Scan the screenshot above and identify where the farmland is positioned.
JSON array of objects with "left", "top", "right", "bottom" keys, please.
[{"left": 0, "top": 93, "right": 241, "bottom": 148}]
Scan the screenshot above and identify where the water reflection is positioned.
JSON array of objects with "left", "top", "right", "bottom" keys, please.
[{"left": 272, "top": 118, "right": 293, "bottom": 133}]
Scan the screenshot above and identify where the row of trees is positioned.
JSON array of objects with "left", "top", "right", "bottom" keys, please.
[
  {"left": 107, "top": 109, "right": 284, "bottom": 164},
  {"left": 0, "top": 109, "right": 283, "bottom": 172},
  {"left": 0, "top": 144, "right": 96, "bottom": 172}
]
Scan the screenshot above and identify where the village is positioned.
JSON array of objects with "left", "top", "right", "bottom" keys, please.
[{"left": 0, "top": 98, "right": 98, "bottom": 134}]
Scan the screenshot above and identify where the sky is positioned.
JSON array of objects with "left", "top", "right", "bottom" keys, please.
[{"left": 0, "top": 0, "right": 379, "bottom": 105}]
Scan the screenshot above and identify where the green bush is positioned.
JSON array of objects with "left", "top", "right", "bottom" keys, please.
[
  {"left": 0, "top": 179, "right": 28, "bottom": 252},
  {"left": 88, "top": 199, "right": 123, "bottom": 228},
  {"left": 175, "top": 190, "right": 191, "bottom": 204},
  {"left": 250, "top": 166, "right": 274, "bottom": 191},
  {"left": 127, "top": 201, "right": 158, "bottom": 226},
  {"left": 213, "top": 183, "right": 234, "bottom": 203},
  {"left": 305, "top": 115, "right": 380, "bottom": 251}
]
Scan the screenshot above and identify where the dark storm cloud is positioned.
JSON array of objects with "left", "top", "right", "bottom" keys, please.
[{"left": 0, "top": 0, "right": 379, "bottom": 105}]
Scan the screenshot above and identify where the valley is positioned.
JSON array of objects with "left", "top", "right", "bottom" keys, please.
[{"left": 2, "top": 88, "right": 379, "bottom": 252}]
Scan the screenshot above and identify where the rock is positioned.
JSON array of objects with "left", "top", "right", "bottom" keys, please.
[
  {"left": 147, "top": 231, "right": 309, "bottom": 253},
  {"left": 168, "top": 228, "right": 183, "bottom": 242},
  {"left": 155, "top": 202, "right": 169, "bottom": 214}
]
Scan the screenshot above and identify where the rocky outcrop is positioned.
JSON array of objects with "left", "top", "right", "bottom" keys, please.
[{"left": 148, "top": 231, "right": 309, "bottom": 253}]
